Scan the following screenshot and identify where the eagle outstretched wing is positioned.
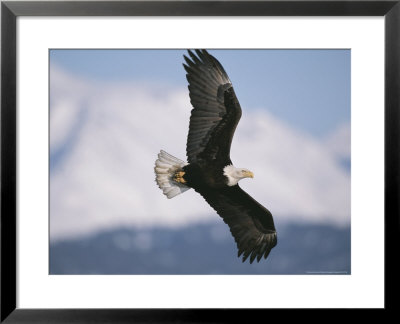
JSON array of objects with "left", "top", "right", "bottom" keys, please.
[
  {"left": 197, "top": 185, "right": 277, "bottom": 263},
  {"left": 183, "top": 49, "right": 277, "bottom": 263},
  {"left": 183, "top": 49, "right": 242, "bottom": 166}
]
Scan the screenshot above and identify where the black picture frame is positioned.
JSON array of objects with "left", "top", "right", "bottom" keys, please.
[{"left": 1, "top": 0, "right": 399, "bottom": 322}]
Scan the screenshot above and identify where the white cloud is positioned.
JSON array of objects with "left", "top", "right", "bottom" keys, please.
[
  {"left": 50, "top": 66, "right": 350, "bottom": 241},
  {"left": 324, "top": 122, "right": 351, "bottom": 161}
]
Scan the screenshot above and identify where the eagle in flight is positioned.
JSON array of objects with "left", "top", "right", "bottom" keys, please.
[{"left": 154, "top": 49, "right": 277, "bottom": 263}]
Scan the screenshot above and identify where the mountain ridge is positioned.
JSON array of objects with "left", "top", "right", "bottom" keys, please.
[{"left": 50, "top": 220, "right": 351, "bottom": 275}]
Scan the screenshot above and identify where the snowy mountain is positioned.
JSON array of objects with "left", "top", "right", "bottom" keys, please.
[{"left": 50, "top": 65, "right": 351, "bottom": 241}]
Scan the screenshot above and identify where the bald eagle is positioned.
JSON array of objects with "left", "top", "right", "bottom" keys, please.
[{"left": 154, "top": 49, "right": 277, "bottom": 263}]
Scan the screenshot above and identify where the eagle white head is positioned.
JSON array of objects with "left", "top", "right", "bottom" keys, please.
[{"left": 223, "top": 165, "right": 254, "bottom": 186}]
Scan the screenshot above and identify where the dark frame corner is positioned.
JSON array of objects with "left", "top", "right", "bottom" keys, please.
[{"left": 1, "top": 1, "right": 399, "bottom": 322}]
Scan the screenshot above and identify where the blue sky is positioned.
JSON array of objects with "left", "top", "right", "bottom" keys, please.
[{"left": 50, "top": 49, "right": 350, "bottom": 137}]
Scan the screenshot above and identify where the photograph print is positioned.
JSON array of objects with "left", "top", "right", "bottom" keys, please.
[{"left": 49, "top": 49, "right": 350, "bottom": 275}]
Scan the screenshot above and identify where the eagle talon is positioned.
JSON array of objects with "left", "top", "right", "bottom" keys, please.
[{"left": 174, "top": 171, "right": 186, "bottom": 184}]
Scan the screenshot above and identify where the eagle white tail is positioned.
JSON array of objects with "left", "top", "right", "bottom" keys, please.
[{"left": 154, "top": 150, "right": 190, "bottom": 199}]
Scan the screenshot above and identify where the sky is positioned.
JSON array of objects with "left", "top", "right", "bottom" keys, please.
[
  {"left": 49, "top": 49, "right": 351, "bottom": 241},
  {"left": 50, "top": 49, "right": 350, "bottom": 137}
]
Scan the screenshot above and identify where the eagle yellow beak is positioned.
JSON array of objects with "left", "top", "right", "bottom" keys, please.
[{"left": 244, "top": 171, "right": 254, "bottom": 178}]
